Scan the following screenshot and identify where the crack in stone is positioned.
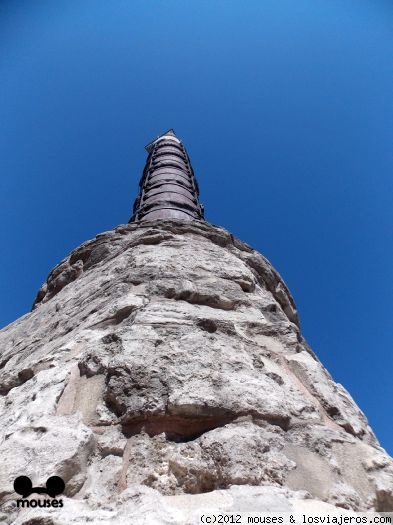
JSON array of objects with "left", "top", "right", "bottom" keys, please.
[
  {"left": 88, "top": 306, "right": 138, "bottom": 329},
  {"left": 120, "top": 414, "right": 236, "bottom": 442}
]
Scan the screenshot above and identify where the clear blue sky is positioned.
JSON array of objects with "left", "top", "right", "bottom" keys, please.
[{"left": 0, "top": 1, "right": 392, "bottom": 454}]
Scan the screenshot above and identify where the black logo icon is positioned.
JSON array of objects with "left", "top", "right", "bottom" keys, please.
[
  {"left": 14, "top": 476, "right": 65, "bottom": 508},
  {"left": 14, "top": 475, "right": 65, "bottom": 498}
]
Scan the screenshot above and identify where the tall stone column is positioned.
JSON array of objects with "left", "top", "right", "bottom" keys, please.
[{"left": 0, "top": 134, "right": 392, "bottom": 523}]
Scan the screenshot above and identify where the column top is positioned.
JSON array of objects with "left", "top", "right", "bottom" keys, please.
[
  {"left": 130, "top": 130, "right": 205, "bottom": 222},
  {"left": 145, "top": 129, "right": 181, "bottom": 153}
]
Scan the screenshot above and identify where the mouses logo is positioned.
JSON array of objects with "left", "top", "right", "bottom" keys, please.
[{"left": 14, "top": 475, "right": 65, "bottom": 508}]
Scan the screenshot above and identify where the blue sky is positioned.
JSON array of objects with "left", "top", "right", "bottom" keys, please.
[{"left": 0, "top": 1, "right": 392, "bottom": 454}]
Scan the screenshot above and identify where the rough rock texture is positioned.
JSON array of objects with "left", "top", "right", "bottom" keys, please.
[{"left": 0, "top": 219, "right": 392, "bottom": 523}]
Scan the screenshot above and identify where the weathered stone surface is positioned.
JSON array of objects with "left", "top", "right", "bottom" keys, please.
[{"left": 0, "top": 219, "right": 392, "bottom": 523}]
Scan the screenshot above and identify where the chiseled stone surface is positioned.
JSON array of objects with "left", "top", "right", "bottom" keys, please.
[{"left": 0, "top": 219, "right": 392, "bottom": 523}]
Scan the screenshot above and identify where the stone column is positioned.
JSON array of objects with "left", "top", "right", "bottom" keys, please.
[{"left": 1, "top": 220, "right": 392, "bottom": 522}]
